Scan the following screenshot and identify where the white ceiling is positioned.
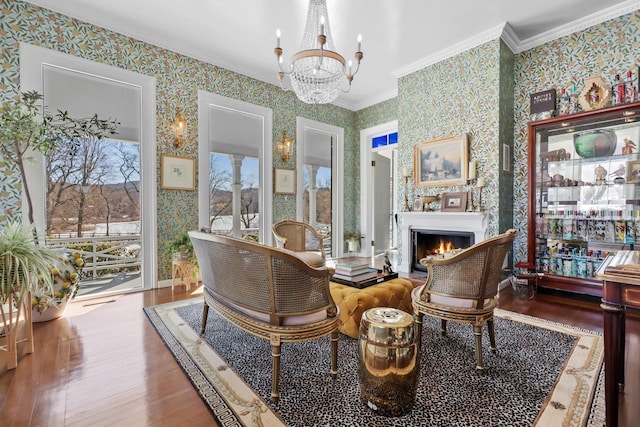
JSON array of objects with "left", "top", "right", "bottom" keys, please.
[{"left": 23, "top": 0, "right": 640, "bottom": 111}]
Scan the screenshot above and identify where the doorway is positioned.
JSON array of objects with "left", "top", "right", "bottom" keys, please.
[
  {"left": 360, "top": 121, "right": 399, "bottom": 258},
  {"left": 20, "top": 43, "right": 157, "bottom": 296},
  {"left": 296, "top": 117, "right": 344, "bottom": 258}
]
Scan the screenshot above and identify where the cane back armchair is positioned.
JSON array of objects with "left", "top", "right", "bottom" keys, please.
[
  {"left": 412, "top": 229, "right": 516, "bottom": 371},
  {"left": 272, "top": 220, "right": 326, "bottom": 261},
  {"left": 189, "top": 230, "right": 339, "bottom": 403}
]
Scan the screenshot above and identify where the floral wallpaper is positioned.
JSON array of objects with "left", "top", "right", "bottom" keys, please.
[
  {"left": 512, "top": 10, "right": 640, "bottom": 264},
  {"left": 398, "top": 39, "right": 505, "bottom": 230},
  {"left": 0, "top": 0, "right": 357, "bottom": 278},
  {"left": 2, "top": 0, "right": 638, "bottom": 278}
]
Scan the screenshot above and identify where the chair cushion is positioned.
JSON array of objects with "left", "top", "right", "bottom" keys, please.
[
  {"left": 289, "top": 250, "right": 326, "bottom": 268},
  {"left": 225, "top": 299, "right": 328, "bottom": 326},
  {"left": 411, "top": 285, "right": 496, "bottom": 309}
]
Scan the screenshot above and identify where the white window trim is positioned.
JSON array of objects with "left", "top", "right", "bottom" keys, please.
[
  {"left": 296, "top": 117, "right": 344, "bottom": 257},
  {"left": 19, "top": 43, "right": 157, "bottom": 288},
  {"left": 197, "top": 91, "right": 273, "bottom": 245}
]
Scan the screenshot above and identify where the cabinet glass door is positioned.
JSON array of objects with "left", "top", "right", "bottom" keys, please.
[{"left": 532, "top": 104, "right": 640, "bottom": 282}]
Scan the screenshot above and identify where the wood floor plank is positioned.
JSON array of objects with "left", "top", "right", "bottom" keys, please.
[{"left": 1, "top": 283, "right": 637, "bottom": 426}]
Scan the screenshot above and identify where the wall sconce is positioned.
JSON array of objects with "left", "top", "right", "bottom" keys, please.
[
  {"left": 173, "top": 108, "right": 187, "bottom": 148},
  {"left": 277, "top": 131, "right": 294, "bottom": 162}
]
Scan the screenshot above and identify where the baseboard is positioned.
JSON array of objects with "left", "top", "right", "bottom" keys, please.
[
  {"left": 498, "top": 277, "right": 512, "bottom": 291},
  {"left": 158, "top": 279, "right": 173, "bottom": 288}
]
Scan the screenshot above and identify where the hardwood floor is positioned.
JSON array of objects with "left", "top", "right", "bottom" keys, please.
[{"left": 1, "top": 283, "right": 638, "bottom": 426}]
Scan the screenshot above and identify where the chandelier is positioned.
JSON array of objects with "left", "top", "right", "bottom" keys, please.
[{"left": 274, "top": 0, "right": 363, "bottom": 104}]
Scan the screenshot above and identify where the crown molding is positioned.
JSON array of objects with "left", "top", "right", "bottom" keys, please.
[
  {"left": 500, "top": 22, "right": 519, "bottom": 53},
  {"left": 351, "top": 88, "right": 398, "bottom": 112},
  {"left": 515, "top": 0, "right": 640, "bottom": 53},
  {"left": 391, "top": 22, "right": 508, "bottom": 79}
]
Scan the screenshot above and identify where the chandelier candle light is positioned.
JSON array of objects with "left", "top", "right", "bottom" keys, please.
[{"left": 274, "top": 0, "right": 363, "bottom": 104}]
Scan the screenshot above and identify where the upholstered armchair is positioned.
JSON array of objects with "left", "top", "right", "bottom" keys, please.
[
  {"left": 272, "top": 220, "right": 326, "bottom": 264},
  {"left": 412, "top": 229, "right": 516, "bottom": 371}
]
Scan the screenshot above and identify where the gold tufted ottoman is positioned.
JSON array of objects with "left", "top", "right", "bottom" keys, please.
[{"left": 329, "top": 278, "right": 414, "bottom": 338}]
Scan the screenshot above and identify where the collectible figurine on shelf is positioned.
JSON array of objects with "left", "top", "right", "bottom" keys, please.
[
  {"left": 609, "top": 164, "right": 626, "bottom": 178},
  {"left": 622, "top": 138, "right": 637, "bottom": 154},
  {"left": 595, "top": 165, "right": 607, "bottom": 184}
]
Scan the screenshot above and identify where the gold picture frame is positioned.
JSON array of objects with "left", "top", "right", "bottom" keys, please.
[
  {"left": 627, "top": 160, "right": 640, "bottom": 184},
  {"left": 160, "top": 155, "right": 195, "bottom": 190},
  {"left": 274, "top": 168, "right": 296, "bottom": 194},
  {"left": 415, "top": 134, "right": 468, "bottom": 188},
  {"left": 441, "top": 192, "right": 468, "bottom": 212}
]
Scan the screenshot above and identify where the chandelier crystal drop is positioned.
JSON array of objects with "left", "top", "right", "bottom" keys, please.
[{"left": 274, "top": 0, "right": 363, "bottom": 104}]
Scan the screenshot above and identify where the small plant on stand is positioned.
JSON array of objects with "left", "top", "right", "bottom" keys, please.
[
  {"left": 0, "top": 222, "right": 58, "bottom": 368},
  {"left": 344, "top": 231, "right": 362, "bottom": 254}
]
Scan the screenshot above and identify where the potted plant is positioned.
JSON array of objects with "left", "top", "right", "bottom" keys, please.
[
  {"left": 31, "top": 249, "right": 85, "bottom": 322},
  {"left": 344, "top": 231, "right": 362, "bottom": 253},
  {"left": 0, "top": 222, "right": 59, "bottom": 368},
  {"left": 165, "top": 230, "right": 196, "bottom": 263},
  {"left": 0, "top": 91, "right": 117, "bottom": 318},
  {"left": 165, "top": 229, "right": 199, "bottom": 289},
  {"left": 0, "top": 91, "right": 119, "bottom": 228}
]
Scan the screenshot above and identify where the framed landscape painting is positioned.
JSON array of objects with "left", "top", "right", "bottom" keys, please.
[{"left": 414, "top": 134, "right": 468, "bottom": 188}]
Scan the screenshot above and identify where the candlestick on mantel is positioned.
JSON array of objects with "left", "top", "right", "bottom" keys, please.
[
  {"left": 468, "top": 160, "right": 477, "bottom": 181},
  {"left": 476, "top": 177, "right": 485, "bottom": 212}
]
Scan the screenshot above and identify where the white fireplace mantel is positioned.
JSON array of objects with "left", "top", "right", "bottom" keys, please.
[{"left": 398, "top": 211, "right": 489, "bottom": 274}]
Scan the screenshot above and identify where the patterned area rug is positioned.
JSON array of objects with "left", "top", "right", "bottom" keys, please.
[{"left": 144, "top": 298, "right": 605, "bottom": 427}]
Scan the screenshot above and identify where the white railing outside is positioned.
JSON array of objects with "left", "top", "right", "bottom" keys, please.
[{"left": 46, "top": 235, "right": 141, "bottom": 280}]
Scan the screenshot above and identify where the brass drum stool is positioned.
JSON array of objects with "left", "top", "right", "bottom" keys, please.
[{"left": 357, "top": 307, "right": 418, "bottom": 416}]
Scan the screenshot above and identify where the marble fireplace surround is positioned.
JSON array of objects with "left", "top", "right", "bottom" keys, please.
[{"left": 398, "top": 211, "right": 489, "bottom": 274}]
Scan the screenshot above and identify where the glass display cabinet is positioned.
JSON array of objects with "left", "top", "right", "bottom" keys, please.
[{"left": 527, "top": 101, "right": 640, "bottom": 296}]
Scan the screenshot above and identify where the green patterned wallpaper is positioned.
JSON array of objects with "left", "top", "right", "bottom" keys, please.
[
  {"left": 512, "top": 10, "right": 640, "bottom": 264},
  {"left": 398, "top": 39, "right": 504, "bottom": 236},
  {"left": 0, "top": 0, "right": 357, "bottom": 278},
  {"left": 3, "top": 0, "right": 639, "bottom": 277}
]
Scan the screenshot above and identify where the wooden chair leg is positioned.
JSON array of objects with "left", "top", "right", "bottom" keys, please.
[
  {"left": 487, "top": 319, "right": 497, "bottom": 352},
  {"left": 440, "top": 319, "right": 447, "bottom": 335},
  {"left": 200, "top": 302, "right": 209, "bottom": 334},
  {"left": 330, "top": 330, "right": 338, "bottom": 378},
  {"left": 271, "top": 336, "right": 281, "bottom": 404},
  {"left": 473, "top": 325, "right": 485, "bottom": 371}
]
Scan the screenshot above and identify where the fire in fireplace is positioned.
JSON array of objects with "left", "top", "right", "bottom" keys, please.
[{"left": 412, "top": 229, "right": 475, "bottom": 272}]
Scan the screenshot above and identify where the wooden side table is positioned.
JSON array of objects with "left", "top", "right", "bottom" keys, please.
[
  {"left": 595, "top": 250, "right": 640, "bottom": 427},
  {"left": 171, "top": 259, "right": 195, "bottom": 291}
]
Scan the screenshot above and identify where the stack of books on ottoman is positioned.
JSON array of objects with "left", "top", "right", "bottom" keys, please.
[{"left": 331, "top": 259, "right": 398, "bottom": 289}]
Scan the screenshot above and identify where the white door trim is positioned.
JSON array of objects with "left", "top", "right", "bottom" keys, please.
[
  {"left": 296, "top": 117, "right": 344, "bottom": 257},
  {"left": 360, "top": 120, "right": 398, "bottom": 257},
  {"left": 19, "top": 42, "right": 158, "bottom": 289}
]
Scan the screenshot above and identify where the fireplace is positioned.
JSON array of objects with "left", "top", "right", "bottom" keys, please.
[
  {"left": 412, "top": 229, "right": 475, "bottom": 272},
  {"left": 397, "top": 212, "right": 489, "bottom": 274}
]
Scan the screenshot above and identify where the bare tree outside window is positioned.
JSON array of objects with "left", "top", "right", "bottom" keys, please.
[{"left": 46, "top": 139, "right": 140, "bottom": 238}]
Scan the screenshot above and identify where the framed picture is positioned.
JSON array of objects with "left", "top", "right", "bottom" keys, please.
[
  {"left": 161, "top": 155, "right": 195, "bottom": 190},
  {"left": 441, "top": 192, "right": 468, "bottom": 212},
  {"left": 415, "top": 134, "right": 468, "bottom": 187},
  {"left": 412, "top": 198, "right": 423, "bottom": 212},
  {"left": 627, "top": 160, "right": 640, "bottom": 184},
  {"left": 274, "top": 168, "right": 295, "bottom": 194}
]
